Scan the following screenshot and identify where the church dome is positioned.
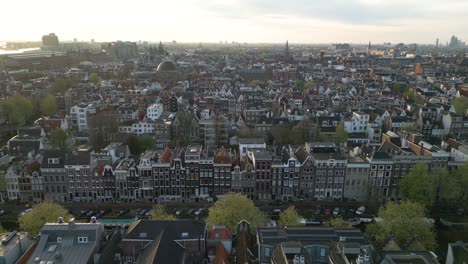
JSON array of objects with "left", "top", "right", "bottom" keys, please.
[{"left": 156, "top": 60, "right": 177, "bottom": 72}]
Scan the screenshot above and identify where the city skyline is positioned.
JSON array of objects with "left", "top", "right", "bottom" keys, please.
[{"left": 1, "top": 0, "right": 467, "bottom": 44}]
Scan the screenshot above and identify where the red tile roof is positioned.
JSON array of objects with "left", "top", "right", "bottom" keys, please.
[
  {"left": 213, "top": 242, "right": 230, "bottom": 264},
  {"left": 160, "top": 147, "right": 172, "bottom": 163}
]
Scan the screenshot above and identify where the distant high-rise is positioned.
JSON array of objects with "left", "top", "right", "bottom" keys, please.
[
  {"left": 449, "top": 35, "right": 461, "bottom": 48},
  {"left": 436, "top": 38, "right": 439, "bottom": 48},
  {"left": 285, "top": 40, "right": 289, "bottom": 59},
  {"left": 42, "top": 33, "right": 59, "bottom": 47}
]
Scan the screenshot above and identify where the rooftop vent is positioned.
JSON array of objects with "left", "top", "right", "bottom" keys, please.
[
  {"left": 90, "top": 216, "right": 97, "bottom": 223},
  {"left": 57, "top": 217, "right": 64, "bottom": 224},
  {"left": 1, "top": 230, "right": 17, "bottom": 245}
]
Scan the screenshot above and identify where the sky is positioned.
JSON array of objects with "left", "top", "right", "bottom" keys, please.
[{"left": 1, "top": 0, "right": 467, "bottom": 44}]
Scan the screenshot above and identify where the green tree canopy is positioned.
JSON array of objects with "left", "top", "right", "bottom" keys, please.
[
  {"left": 49, "top": 128, "right": 70, "bottom": 150},
  {"left": 40, "top": 94, "right": 57, "bottom": 116},
  {"left": 334, "top": 123, "right": 348, "bottom": 145},
  {"left": 150, "top": 204, "right": 176, "bottom": 220},
  {"left": 367, "top": 201, "right": 436, "bottom": 250},
  {"left": 399, "top": 163, "right": 436, "bottom": 207},
  {"left": 451, "top": 96, "right": 468, "bottom": 114},
  {"left": 435, "top": 168, "right": 462, "bottom": 204},
  {"left": 19, "top": 201, "right": 72, "bottom": 238},
  {"left": 237, "top": 124, "right": 262, "bottom": 138},
  {"left": 278, "top": 206, "right": 303, "bottom": 227},
  {"left": 52, "top": 77, "right": 80, "bottom": 94},
  {"left": 89, "top": 73, "right": 101, "bottom": 85},
  {"left": 250, "top": 80, "right": 263, "bottom": 87},
  {"left": 289, "top": 118, "right": 316, "bottom": 144},
  {"left": 0, "top": 94, "right": 34, "bottom": 125},
  {"left": 206, "top": 193, "right": 266, "bottom": 232}
]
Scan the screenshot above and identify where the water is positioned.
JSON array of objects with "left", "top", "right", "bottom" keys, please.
[{"left": 0, "top": 47, "right": 41, "bottom": 55}]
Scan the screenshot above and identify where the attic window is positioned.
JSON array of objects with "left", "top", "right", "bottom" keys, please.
[
  {"left": 48, "top": 158, "right": 59, "bottom": 164},
  {"left": 181, "top": 232, "right": 189, "bottom": 238},
  {"left": 48, "top": 245, "right": 57, "bottom": 252}
]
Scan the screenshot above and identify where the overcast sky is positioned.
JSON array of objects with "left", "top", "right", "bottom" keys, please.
[{"left": 1, "top": 0, "right": 467, "bottom": 44}]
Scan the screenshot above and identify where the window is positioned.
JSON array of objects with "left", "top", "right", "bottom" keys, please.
[
  {"left": 78, "top": 237, "right": 88, "bottom": 243},
  {"left": 57, "top": 237, "right": 62, "bottom": 243},
  {"left": 265, "top": 247, "right": 271, "bottom": 257}
]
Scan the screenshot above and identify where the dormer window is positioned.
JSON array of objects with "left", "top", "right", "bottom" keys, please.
[{"left": 78, "top": 236, "right": 88, "bottom": 243}]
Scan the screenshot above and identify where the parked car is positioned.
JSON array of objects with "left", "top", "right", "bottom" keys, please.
[
  {"left": 332, "top": 207, "right": 341, "bottom": 217},
  {"left": 86, "top": 210, "right": 94, "bottom": 217},
  {"left": 457, "top": 208, "right": 465, "bottom": 215},
  {"left": 272, "top": 209, "right": 282, "bottom": 215},
  {"left": 324, "top": 208, "right": 331, "bottom": 215},
  {"left": 0, "top": 210, "right": 10, "bottom": 216},
  {"left": 347, "top": 218, "right": 362, "bottom": 226},
  {"left": 80, "top": 209, "right": 91, "bottom": 216},
  {"left": 118, "top": 209, "right": 130, "bottom": 216},
  {"left": 175, "top": 209, "right": 183, "bottom": 216},
  {"left": 188, "top": 209, "right": 195, "bottom": 215},
  {"left": 313, "top": 206, "right": 321, "bottom": 215},
  {"left": 268, "top": 220, "right": 277, "bottom": 227},
  {"left": 355, "top": 206, "right": 366, "bottom": 215},
  {"left": 194, "top": 208, "right": 204, "bottom": 216}
]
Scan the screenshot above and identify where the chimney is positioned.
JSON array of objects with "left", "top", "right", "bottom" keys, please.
[{"left": 68, "top": 218, "right": 75, "bottom": 228}]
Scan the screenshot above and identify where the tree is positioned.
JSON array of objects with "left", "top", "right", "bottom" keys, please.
[
  {"left": 304, "top": 81, "right": 316, "bottom": 89},
  {"left": 89, "top": 73, "right": 101, "bottom": 85},
  {"left": 250, "top": 80, "right": 263, "bottom": 87},
  {"left": 127, "top": 135, "right": 141, "bottom": 155},
  {"left": 19, "top": 201, "right": 72, "bottom": 238},
  {"left": 435, "top": 168, "right": 463, "bottom": 204},
  {"left": 0, "top": 94, "right": 34, "bottom": 125},
  {"left": 52, "top": 77, "right": 80, "bottom": 94},
  {"left": 89, "top": 110, "right": 118, "bottom": 151},
  {"left": 329, "top": 217, "right": 351, "bottom": 228},
  {"left": 272, "top": 123, "right": 293, "bottom": 145},
  {"left": 40, "top": 94, "right": 57, "bottom": 116},
  {"left": 138, "top": 135, "right": 155, "bottom": 152},
  {"left": 278, "top": 206, "right": 303, "bottom": 227},
  {"left": 289, "top": 118, "right": 316, "bottom": 144},
  {"left": 450, "top": 162, "right": 468, "bottom": 202},
  {"left": 334, "top": 123, "right": 348, "bottom": 145},
  {"left": 0, "top": 224, "right": 5, "bottom": 233},
  {"left": 237, "top": 124, "right": 262, "bottom": 138},
  {"left": 206, "top": 193, "right": 266, "bottom": 232},
  {"left": 150, "top": 204, "right": 176, "bottom": 220},
  {"left": 399, "top": 163, "right": 436, "bottom": 207},
  {"left": 452, "top": 96, "right": 468, "bottom": 114},
  {"left": 295, "top": 80, "right": 305, "bottom": 92},
  {"left": 367, "top": 201, "right": 436, "bottom": 250},
  {"left": 49, "top": 128, "right": 70, "bottom": 150}
]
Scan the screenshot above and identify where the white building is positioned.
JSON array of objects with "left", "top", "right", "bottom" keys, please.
[
  {"left": 5, "top": 166, "right": 19, "bottom": 200},
  {"left": 118, "top": 121, "right": 155, "bottom": 135},
  {"left": 146, "top": 103, "right": 164, "bottom": 121},
  {"left": 344, "top": 112, "right": 369, "bottom": 133},
  {"left": 239, "top": 138, "right": 266, "bottom": 158},
  {"left": 70, "top": 103, "right": 96, "bottom": 131}
]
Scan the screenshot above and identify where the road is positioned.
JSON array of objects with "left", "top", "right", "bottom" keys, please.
[{"left": 0, "top": 199, "right": 377, "bottom": 219}]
